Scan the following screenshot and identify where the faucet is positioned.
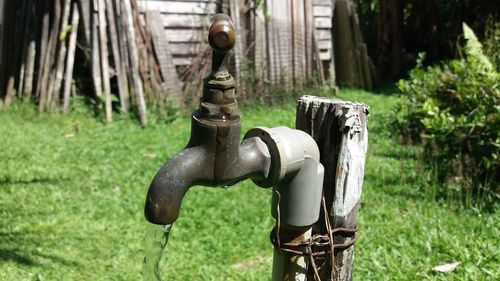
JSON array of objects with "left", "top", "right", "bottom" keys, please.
[
  {"left": 145, "top": 15, "right": 325, "bottom": 279},
  {"left": 145, "top": 14, "right": 272, "bottom": 225}
]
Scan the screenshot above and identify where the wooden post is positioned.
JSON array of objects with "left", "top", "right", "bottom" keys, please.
[{"left": 296, "top": 95, "right": 369, "bottom": 281}]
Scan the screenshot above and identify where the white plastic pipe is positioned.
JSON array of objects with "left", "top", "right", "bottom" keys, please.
[{"left": 244, "top": 126, "right": 325, "bottom": 281}]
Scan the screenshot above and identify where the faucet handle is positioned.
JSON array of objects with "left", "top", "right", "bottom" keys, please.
[
  {"left": 202, "top": 14, "right": 238, "bottom": 116},
  {"left": 208, "top": 14, "right": 236, "bottom": 53}
]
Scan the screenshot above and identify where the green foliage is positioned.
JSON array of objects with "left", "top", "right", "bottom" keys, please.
[
  {"left": 391, "top": 24, "right": 499, "bottom": 205},
  {"left": 462, "top": 23, "right": 494, "bottom": 73},
  {"left": 146, "top": 97, "right": 180, "bottom": 125}
]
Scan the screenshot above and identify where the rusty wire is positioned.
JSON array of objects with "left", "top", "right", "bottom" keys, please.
[{"left": 271, "top": 190, "right": 358, "bottom": 281}]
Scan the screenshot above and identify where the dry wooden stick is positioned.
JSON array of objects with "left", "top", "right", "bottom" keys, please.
[
  {"left": 130, "top": 0, "right": 163, "bottom": 101},
  {"left": 17, "top": 0, "right": 30, "bottom": 99},
  {"left": 35, "top": 3, "right": 50, "bottom": 99},
  {"left": 115, "top": 0, "right": 130, "bottom": 83},
  {"left": 22, "top": 2, "right": 38, "bottom": 100},
  {"left": 4, "top": 77, "right": 15, "bottom": 107},
  {"left": 50, "top": 0, "right": 72, "bottom": 109},
  {"left": 123, "top": 0, "right": 147, "bottom": 126},
  {"left": 63, "top": 3, "right": 80, "bottom": 112},
  {"left": 98, "top": 0, "right": 112, "bottom": 122},
  {"left": 105, "top": 0, "right": 130, "bottom": 112},
  {"left": 91, "top": 0, "right": 103, "bottom": 100},
  {"left": 39, "top": 0, "right": 61, "bottom": 113}
]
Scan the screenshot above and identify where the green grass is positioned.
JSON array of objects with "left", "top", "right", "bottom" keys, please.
[{"left": 0, "top": 90, "right": 498, "bottom": 280}]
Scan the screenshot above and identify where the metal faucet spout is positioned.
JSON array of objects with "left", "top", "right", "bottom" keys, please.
[
  {"left": 145, "top": 136, "right": 271, "bottom": 225},
  {"left": 145, "top": 146, "right": 210, "bottom": 225}
]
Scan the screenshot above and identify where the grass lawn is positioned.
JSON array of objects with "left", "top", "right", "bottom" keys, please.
[{"left": 0, "top": 90, "right": 498, "bottom": 280}]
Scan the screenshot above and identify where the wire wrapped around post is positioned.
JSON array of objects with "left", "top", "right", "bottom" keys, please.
[{"left": 271, "top": 192, "right": 358, "bottom": 281}]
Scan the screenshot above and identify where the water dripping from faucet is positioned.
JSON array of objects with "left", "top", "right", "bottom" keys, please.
[{"left": 143, "top": 224, "right": 172, "bottom": 281}]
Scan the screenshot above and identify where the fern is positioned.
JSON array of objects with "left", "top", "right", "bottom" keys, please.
[{"left": 462, "top": 23, "right": 494, "bottom": 73}]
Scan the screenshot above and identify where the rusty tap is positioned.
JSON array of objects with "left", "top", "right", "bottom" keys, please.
[{"left": 144, "top": 14, "right": 271, "bottom": 225}]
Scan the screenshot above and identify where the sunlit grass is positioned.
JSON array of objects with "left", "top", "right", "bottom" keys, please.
[{"left": 0, "top": 90, "right": 498, "bottom": 280}]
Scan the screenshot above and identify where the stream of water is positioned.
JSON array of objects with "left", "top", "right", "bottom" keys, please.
[{"left": 143, "top": 224, "right": 172, "bottom": 281}]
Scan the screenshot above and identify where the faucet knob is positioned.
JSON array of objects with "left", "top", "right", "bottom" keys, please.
[{"left": 208, "top": 14, "right": 236, "bottom": 53}]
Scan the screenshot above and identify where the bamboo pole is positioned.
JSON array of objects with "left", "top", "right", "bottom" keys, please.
[
  {"left": 296, "top": 95, "right": 369, "bottom": 281},
  {"left": 63, "top": 3, "right": 80, "bottom": 112}
]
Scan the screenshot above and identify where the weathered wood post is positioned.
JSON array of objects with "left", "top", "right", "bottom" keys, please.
[{"left": 296, "top": 95, "right": 369, "bottom": 281}]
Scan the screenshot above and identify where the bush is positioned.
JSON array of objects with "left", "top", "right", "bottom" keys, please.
[{"left": 391, "top": 23, "right": 499, "bottom": 205}]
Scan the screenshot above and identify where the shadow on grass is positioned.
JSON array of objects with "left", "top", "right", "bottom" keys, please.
[
  {"left": 0, "top": 177, "right": 78, "bottom": 268},
  {"left": 0, "top": 249, "right": 36, "bottom": 265},
  {"left": 0, "top": 177, "right": 72, "bottom": 186},
  {"left": 0, "top": 231, "right": 78, "bottom": 267}
]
